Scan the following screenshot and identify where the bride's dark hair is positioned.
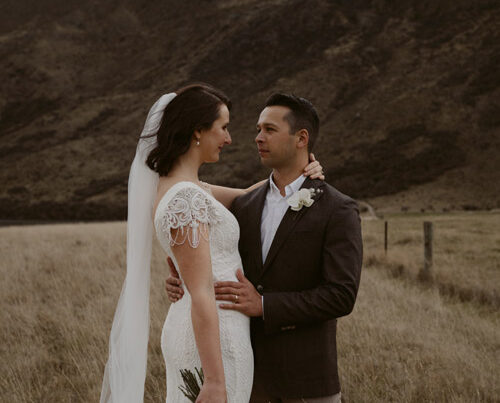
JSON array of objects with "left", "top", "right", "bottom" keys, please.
[{"left": 145, "top": 83, "right": 231, "bottom": 176}]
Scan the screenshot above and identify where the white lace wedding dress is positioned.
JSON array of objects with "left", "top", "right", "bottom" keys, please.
[{"left": 154, "top": 181, "right": 254, "bottom": 402}]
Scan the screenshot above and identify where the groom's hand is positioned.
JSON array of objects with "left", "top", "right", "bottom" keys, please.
[
  {"left": 215, "top": 269, "right": 263, "bottom": 317},
  {"left": 165, "top": 256, "right": 184, "bottom": 302}
]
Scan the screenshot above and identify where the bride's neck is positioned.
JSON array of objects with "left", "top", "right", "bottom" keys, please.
[{"left": 168, "top": 151, "right": 202, "bottom": 182}]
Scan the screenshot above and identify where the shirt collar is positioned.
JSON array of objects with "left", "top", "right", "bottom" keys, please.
[{"left": 268, "top": 173, "right": 307, "bottom": 199}]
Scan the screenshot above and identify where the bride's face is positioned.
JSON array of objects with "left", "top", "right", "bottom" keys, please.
[{"left": 199, "top": 104, "right": 231, "bottom": 163}]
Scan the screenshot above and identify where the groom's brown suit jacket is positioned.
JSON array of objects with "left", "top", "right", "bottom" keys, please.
[{"left": 230, "top": 177, "right": 363, "bottom": 399}]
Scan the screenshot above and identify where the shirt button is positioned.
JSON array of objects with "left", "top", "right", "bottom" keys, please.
[{"left": 256, "top": 285, "right": 264, "bottom": 294}]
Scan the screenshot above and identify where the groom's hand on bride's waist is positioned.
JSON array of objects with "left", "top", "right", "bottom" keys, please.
[
  {"left": 215, "top": 269, "right": 263, "bottom": 317},
  {"left": 165, "top": 258, "right": 263, "bottom": 317},
  {"left": 165, "top": 256, "right": 184, "bottom": 302}
]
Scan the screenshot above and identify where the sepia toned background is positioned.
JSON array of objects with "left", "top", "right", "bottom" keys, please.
[
  {"left": 1, "top": 0, "right": 499, "bottom": 220},
  {"left": 1, "top": 1, "right": 499, "bottom": 402}
]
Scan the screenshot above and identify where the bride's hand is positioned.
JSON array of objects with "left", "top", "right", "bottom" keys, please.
[
  {"left": 195, "top": 380, "right": 227, "bottom": 403},
  {"left": 303, "top": 153, "right": 325, "bottom": 180}
]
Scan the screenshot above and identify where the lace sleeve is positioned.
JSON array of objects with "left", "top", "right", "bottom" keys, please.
[{"left": 158, "top": 187, "right": 222, "bottom": 248}]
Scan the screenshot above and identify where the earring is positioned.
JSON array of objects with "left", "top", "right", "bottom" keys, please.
[{"left": 196, "top": 139, "right": 200, "bottom": 146}]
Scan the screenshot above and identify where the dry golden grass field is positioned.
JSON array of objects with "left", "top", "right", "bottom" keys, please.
[{"left": 1, "top": 213, "right": 499, "bottom": 402}]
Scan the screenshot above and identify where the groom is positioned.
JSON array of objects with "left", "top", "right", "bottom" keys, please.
[{"left": 166, "top": 93, "right": 362, "bottom": 402}]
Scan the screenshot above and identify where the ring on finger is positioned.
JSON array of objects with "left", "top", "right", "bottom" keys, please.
[{"left": 234, "top": 294, "right": 239, "bottom": 303}]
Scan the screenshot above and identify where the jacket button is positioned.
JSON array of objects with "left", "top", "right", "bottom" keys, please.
[{"left": 256, "top": 285, "right": 264, "bottom": 294}]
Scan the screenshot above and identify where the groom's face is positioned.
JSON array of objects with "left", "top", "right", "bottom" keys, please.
[{"left": 256, "top": 106, "right": 297, "bottom": 169}]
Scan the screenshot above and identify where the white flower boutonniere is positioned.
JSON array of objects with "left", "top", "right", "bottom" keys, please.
[{"left": 287, "top": 188, "right": 322, "bottom": 212}]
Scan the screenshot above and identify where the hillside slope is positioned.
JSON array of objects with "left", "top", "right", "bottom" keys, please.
[{"left": 1, "top": 0, "right": 499, "bottom": 219}]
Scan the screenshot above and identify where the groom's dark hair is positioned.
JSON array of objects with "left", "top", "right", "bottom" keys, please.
[{"left": 265, "top": 93, "right": 319, "bottom": 151}]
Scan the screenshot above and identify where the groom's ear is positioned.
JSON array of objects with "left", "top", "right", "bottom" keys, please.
[{"left": 295, "top": 129, "right": 309, "bottom": 149}]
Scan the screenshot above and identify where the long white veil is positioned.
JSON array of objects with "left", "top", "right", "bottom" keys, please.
[{"left": 100, "top": 93, "right": 177, "bottom": 403}]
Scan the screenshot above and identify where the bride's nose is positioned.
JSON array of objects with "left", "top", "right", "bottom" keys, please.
[{"left": 225, "top": 132, "right": 232, "bottom": 145}]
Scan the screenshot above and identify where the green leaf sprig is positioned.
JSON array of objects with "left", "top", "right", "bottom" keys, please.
[{"left": 178, "top": 367, "right": 204, "bottom": 402}]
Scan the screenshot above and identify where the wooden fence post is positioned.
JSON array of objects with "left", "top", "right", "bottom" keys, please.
[
  {"left": 384, "top": 221, "right": 388, "bottom": 254},
  {"left": 421, "top": 221, "right": 433, "bottom": 280}
]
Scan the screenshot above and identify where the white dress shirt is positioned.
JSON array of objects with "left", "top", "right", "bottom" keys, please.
[
  {"left": 260, "top": 174, "right": 306, "bottom": 319},
  {"left": 261, "top": 173, "right": 307, "bottom": 263}
]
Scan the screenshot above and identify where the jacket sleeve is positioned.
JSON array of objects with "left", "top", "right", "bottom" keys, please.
[
  {"left": 229, "top": 192, "right": 242, "bottom": 217},
  {"left": 262, "top": 198, "right": 363, "bottom": 334}
]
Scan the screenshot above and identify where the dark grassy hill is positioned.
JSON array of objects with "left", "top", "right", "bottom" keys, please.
[{"left": 1, "top": 0, "right": 499, "bottom": 219}]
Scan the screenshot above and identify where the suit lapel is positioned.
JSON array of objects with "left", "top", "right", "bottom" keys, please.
[
  {"left": 261, "top": 177, "right": 326, "bottom": 276},
  {"left": 247, "top": 180, "right": 268, "bottom": 276}
]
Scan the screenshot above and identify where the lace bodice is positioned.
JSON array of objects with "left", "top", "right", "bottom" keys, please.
[
  {"left": 154, "top": 181, "right": 254, "bottom": 402},
  {"left": 154, "top": 181, "right": 242, "bottom": 281}
]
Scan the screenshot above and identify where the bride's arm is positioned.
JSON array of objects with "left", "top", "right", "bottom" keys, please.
[
  {"left": 207, "top": 153, "right": 325, "bottom": 209},
  {"left": 207, "top": 180, "right": 266, "bottom": 209},
  {"left": 170, "top": 228, "right": 226, "bottom": 400}
]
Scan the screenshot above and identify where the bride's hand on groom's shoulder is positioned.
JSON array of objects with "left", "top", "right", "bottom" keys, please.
[
  {"left": 165, "top": 257, "right": 184, "bottom": 302},
  {"left": 303, "top": 153, "right": 325, "bottom": 180}
]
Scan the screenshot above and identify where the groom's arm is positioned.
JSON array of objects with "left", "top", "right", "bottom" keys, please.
[{"left": 262, "top": 199, "right": 363, "bottom": 334}]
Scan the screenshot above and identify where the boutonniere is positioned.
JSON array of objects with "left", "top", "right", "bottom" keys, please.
[{"left": 287, "top": 188, "right": 322, "bottom": 212}]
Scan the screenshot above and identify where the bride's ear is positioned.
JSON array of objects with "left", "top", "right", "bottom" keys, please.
[{"left": 193, "top": 129, "right": 202, "bottom": 145}]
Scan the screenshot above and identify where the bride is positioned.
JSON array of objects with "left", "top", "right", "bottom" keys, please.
[{"left": 100, "top": 84, "right": 323, "bottom": 402}]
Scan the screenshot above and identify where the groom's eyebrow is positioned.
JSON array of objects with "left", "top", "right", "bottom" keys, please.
[{"left": 257, "top": 122, "right": 278, "bottom": 129}]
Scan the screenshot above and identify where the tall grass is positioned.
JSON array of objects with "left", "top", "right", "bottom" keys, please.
[
  {"left": 363, "top": 212, "right": 500, "bottom": 307},
  {"left": 0, "top": 214, "right": 498, "bottom": 402}
]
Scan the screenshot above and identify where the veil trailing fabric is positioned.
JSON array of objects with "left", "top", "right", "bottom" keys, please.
[{"left": 100, "top": 93, "right": 177, "bottom": 403}]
